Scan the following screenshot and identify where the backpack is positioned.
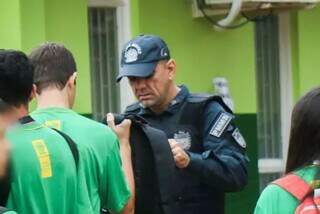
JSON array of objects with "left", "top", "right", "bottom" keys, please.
[{"left": 273, "top": 173, "right": 320, "bottom": 214}]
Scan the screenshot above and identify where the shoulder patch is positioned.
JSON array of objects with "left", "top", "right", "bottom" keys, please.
[
  {"left": 210, "top": 112, "right": 233, "bottom": 138},
  {"left": 232, "top": 128, "right": 246, "bottom": 148}
]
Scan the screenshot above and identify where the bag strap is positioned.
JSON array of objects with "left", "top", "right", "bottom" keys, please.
[
  {"left": 272, "top": 174, "right": 313, "bottom": 201},
  {"left": 51, "top": 128, "right": 79, "bottom": 170},
  {"left": 20, "top": 115, "right": 79, "bottom": 170},
  {"left": 0, "top": 116, "right": 79, "bottom": 207}
]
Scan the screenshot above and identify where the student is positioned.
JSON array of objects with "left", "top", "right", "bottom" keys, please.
[
  {"left": 255, "top": 87, "right": 320, "bottom": 214},
  {"left": 0, "top": 50, "right": 78, "bottom": 214},
  {"left": 29, "top": 43, "right": 134, "bottom": 214}
]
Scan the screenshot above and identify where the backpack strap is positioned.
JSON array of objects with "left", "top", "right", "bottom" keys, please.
[
  {"left": 272, "top": 174, "right": 313, "bottom": 201},
  {"left": 18, "top": 116, "right": 79, "bottom": 169},
  {"left": 51, "top": 128, "right": 79, "bottom": 170},
  {"left": 0, "top": 117, "right": 80, "bottom": 207}
]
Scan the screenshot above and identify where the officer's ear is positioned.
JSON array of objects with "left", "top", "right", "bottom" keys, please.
[{"left": 166, "top": 59, "right": 176, "bottom": 80}]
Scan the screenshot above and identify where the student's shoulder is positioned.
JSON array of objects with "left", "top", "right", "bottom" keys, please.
[
  {"left": 255, "top": 183, "right": 298, "bottom": 214},
  {"left": 74, "top": 114, "right": 109, "bottom": 130},
  {"left": 74, "top": 114, "right": 117, "bottom": 140}
]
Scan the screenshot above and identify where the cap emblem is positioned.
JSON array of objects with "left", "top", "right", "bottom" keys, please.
[
  {"left": 160, "top": 48, "right": 168, "bottom": 57},
  {"left": 124, "top": 43, "right": 142, "bottom": 63}
]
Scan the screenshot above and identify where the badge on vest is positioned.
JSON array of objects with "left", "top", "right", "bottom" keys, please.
[
  {"left": 232, "top": 128, "right": 246, "bottom": 148},
  {"left": 210, "top": 112, "right": 233, "bottom": 138},
  {"left": 174, "top": 131, "right": 192, "bottom": 150}
]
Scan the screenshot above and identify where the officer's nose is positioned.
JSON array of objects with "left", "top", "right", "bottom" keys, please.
[{"left": 133, "top": 78, "right": 147, "bottom": 90}]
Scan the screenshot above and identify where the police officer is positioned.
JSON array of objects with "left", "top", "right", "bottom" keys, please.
[{"left": 116, "top": 35, "right": 249, "bottom": 214}]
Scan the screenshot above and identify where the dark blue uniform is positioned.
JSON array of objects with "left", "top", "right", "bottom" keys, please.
[{"left": 125, "top": 85, "right": 249, "bottom": 214}]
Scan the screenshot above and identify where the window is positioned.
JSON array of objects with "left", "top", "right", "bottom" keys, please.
[
  {"left": 88, "top": 7, "right": 120, "bottom": 120},
  {"left": 255, "top": 13, "right": 293, "bottom": 190}
]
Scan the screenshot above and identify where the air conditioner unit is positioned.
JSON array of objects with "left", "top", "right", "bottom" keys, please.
[{"left": 192, "top": 0, "right": 319, "bottom": 17}]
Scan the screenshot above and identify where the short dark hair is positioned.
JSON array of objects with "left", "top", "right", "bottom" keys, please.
[
  {"left": 0, "top": 50, "right": 34, "bottom": 106},
  {"left": 29, "top": 42, "right": 77, "bottom": 94},
  {"left": 286, "top": 87, "right": 320, "bottom": 173},
  {"left": 0, "top": 98, "right": 11, "bottom": 114}
]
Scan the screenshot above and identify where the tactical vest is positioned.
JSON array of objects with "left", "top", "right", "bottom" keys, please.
[
  {"left": 120, "top": 94, "right": 232, "bottom": 214},
  {"left": 107, "top": 114, "right": 180, "bottom": 214}
]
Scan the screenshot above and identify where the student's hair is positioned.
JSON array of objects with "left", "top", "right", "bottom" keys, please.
[
  {"left": 29, "top": 42, "right": 77, "bottom": 94},
  {"left": 0, "top": 50, "right": 34, "bottom": 106},
  {"left": 286, "top": 87, "right": 320, "bottom": 173},
  {"left": 0, "top": 99, "right": 11, "bottom": 114}
]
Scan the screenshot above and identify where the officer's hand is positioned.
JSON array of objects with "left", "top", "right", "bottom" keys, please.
[
  {"left": 106, "top": 113, "right": 132, "bottom": 143},
  {"left": 169, "top": 139, "right": 190, "bottom": 169}
]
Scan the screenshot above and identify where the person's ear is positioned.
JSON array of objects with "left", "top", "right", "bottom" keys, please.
[
  {"left": 29, "top": 84, "right": 37, "bottom": 102},
  {"left": 166, "top": 59, "right": 176, "bottom": 80},
  {"left": 68, "top": 72, "right": 77, "bottom": 88}
]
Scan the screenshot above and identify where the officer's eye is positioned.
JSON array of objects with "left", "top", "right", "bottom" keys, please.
[{"left": 128, "top": 77, "right": 137, "bottom": 82}]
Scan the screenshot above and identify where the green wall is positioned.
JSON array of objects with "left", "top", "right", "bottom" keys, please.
[
  {"left": 296, "top": 7, "right": 320, "bottom": 97},
  {"left": 227, "top": 114, "right": 259, "bottom": 213},
  {"left": 0, "top": 0, "right": 92, "bottom": 114},
  {"left": 0, "top": 0, "right": 22, "bottom": 49},
  {"left": 131, "top": 0, "right": 257, "bottom": 114}
]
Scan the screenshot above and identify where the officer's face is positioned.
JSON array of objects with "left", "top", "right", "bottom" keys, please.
[
  {"left": 0, "top": 116, "right": 11, "bottom": 179},
  {"left": 129, "top": 60, "right": 176, "bottom": 110}
]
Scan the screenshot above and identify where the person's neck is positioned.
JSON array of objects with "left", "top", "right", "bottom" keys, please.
[
  {"left": 150, "top": 85, "right": 181, "bottom": 114},
  {"left": 16, "top": 105, "right": 29, "bottom": 119},
  {"left": 36, "top": 89, "right": 71, "bottom": 110}
]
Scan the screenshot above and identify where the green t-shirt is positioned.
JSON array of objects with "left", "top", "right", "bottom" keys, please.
[
  {"left": 2, "top": 211, "right": 17, "bottom": 214},
  {"left": 31, "top": 107, "right": 131, "bottom": 213},
  {"left": 6, "top": 118, "right": 78, "bottom": 214},
  {"left": 0, "top": 207, "right": 17, "bottom": 214},
  {"left": 254, "top": 165, "right": 319, "bottom": 214}
]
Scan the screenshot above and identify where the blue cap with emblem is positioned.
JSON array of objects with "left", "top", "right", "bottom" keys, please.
[{"left": 117, "top": 34, "right": 171, "bottom": 82}]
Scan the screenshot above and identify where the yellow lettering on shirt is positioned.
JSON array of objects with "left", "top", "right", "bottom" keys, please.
[
  {"left": 312, "top": 180, "right": 320, "bottom": 189},
  {"left": 45, "top": 120, "right": 61, "bottom": 130},
  {"left": 32, "top": 139, "right": 52, "bottom": 178}
]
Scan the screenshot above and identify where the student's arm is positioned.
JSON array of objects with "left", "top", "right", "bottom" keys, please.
[
  {"left": 107, "top": 113, "right": 135, "bottom": 214},
  {"left": 117, "top": 139, "right": 134, "bottom": 214}
]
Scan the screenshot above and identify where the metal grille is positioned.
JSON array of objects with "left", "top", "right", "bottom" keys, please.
[
  {"left": 255, "top": 16, "right": 282, "bottom": 159},
  {"left": 88, "top": 7, "right": 120, "bottom": 121}
]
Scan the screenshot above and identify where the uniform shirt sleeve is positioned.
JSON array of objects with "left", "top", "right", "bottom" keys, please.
[
  {"left": 103, "top": 138, "right": 131, "bottom": 213},
  {"left": 186, "top": 101, "right": 249, "bottom": 192},
  {"left": 254, "top": 184, "right": 298, "bottom": 214}
]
